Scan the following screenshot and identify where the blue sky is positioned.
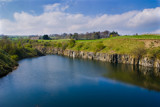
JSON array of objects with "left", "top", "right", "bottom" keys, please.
[
  {"left": 0, "top": 0, "right": 160, "bottom": 35},
  {"left": 0, "top": 0, "right": 159, "bottom": 19}
]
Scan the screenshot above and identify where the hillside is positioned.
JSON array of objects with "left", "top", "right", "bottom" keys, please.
[
  {"left": 0, "top": 49, "right": 18, "bottom": 77},
  {"left": 37, "top": 34, "right": 160, "bottom": 59}
]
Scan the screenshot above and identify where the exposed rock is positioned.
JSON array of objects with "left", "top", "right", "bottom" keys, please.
[{"left": 34, "top": 46, "right": 160, "bottom": 69}]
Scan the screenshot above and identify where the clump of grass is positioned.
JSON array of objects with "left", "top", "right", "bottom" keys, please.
[
  {"left": 72, "top": 43, "right": 84, "bottom": 51},
  {"left": 68, "top": 39, "right": 76, "bottom": 48},
  {"left": 95, "top": 43, "right": 105, "bottom": 52},
  {"left": 61, "top": 42, "right": 68, "bottom": 50}
]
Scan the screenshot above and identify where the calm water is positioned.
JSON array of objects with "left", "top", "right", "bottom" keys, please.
[{"left": 0, "top": 55, "right": 160, "bottom": 107}]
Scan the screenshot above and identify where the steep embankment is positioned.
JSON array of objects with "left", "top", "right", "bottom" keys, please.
[
  {"left": 1, "top": 35, "right": 160, "bottom": 77},
  {"left": 0, "top": 50, "right": 18, "bottom": 77},
  {"left": 0, "top": 48, "right": 44, "bottom": 77},
  {"left": 35, "top": 47, "right": 160, "bottom": 69},
  {"left": 35, "top": 36, "right": 160, "bottom": 69}
]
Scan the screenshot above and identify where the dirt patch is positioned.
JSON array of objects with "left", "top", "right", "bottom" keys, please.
[{"left": 138, "top": 40, "right": 160, "bottom": 48}]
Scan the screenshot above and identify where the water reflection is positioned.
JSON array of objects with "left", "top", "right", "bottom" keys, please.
[
  {"left": 0, "top": 55, "right": 160, "bottom": 107},
  {"left": 102, "top": 63, "right": 160, "bottom": 91},
  {"left": 65, "top": 56, "right": 160, "bottom": 92}
]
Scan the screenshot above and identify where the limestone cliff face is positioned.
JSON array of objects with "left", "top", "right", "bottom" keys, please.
[{"left": 35, "top": 46, "right": 160, "bottom": 69}]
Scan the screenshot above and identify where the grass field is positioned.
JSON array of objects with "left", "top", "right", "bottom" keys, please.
[
  {"left": 110, "top": 34, "right": 160, "bottom": 40},
  {"left": 38, "top": 39, "right": 70, "bottom": 42}
]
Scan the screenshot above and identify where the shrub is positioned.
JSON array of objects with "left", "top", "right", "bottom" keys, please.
[
  {"left": 68, "top": 39, "right": 75, "bottom": 48},
  {"left": 149, "top": 47, "right": 160, "bottom": 59},
  {"left": 11, "top": 55, "right": 19, "bottom": 61},
  {"left": 44, "top": 42, "right": 51, "bottom": 46},
  {"left": 62, "top": 42, "right": 68, "bottom": 50},
  {"left": 57, "top": 42, "right": 62, "bottom": 48},
  {"left": 25, "top": 44, "right": 32, "bottom": 48},
  {"left": 131, "top": 46, "right": 146, "bottom": 58}
]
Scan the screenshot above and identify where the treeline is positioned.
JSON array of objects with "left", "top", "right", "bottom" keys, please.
[{"left": 48, "top": 30, "right": 119, "bottom": 40}]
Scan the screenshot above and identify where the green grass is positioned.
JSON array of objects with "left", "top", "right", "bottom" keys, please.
[
  {"left": 109, "top": 34, "right": 160, "bottom": 40},
  {"left": 1, "top": 34, "right": 160, "bottom": 76},
  {"left": 38, "top": 34, "right": 160, "bottom": 43},
  {"left": 38, "top": 39, "right": 70, "bottom": 42},
  {"left": 76, "top": 38, "right": 107, "bottom": 42},
  {"left": 0, "top": 36, "right": 29, "bottom": 40},
  {"left": 38, "top": 34, "right": 160, "bottom": 58},
  {"left": 69, "top": 38, "right": 145, "bottom": 54}
]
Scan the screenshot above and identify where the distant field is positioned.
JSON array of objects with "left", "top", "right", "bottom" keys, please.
[
  {"left": 10, "top": 36, "right": 29, "bottom": 40},
  {"left": 77, "top": 34, "right": 160, "bottom": 42},
  {"left": 38, "top": 34, "right": 160, "bottom": 43},
  {"left": 0, "top": 36, "right": 29, "bottom": 40},
  {"left": 38, "top": 39, "right": 70, "bottom": 42}
]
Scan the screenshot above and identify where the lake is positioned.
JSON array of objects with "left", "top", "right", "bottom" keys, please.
[{"left": 0, "top": 55, "right": 160, "bottom": 107}]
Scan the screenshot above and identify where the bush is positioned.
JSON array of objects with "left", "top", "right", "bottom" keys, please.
[
  {"left": 57, "top": 42, "right": 62, "bottom": 48},
  {"left": 11, "top": 55, "right": 19, "bottom": 61},
  {"left": 25, "top": 44, "right": 32, "bottom": 48},
  {"left": 44, "top": 42, "right": 51, "bottom": 46},
  {"left": 148, "top": 47, "right": 160, "bottom": 59},
  {"left": 131, "top": 46, "right": 146, "bottom": 58},
  {"left": 76, "top": 43, "right": 83, "bottom": 51},
  {"left": 62, "top": 42, "right": 68, "bottom": 50},
  {"left": 0, "top": 50, "right": 18, "bottom": 76},
  {"left": 68, "top": 39, "right": 75, "bottom": 48}
]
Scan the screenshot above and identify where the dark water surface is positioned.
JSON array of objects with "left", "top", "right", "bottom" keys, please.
[{"left": 0, "top": 55, "right": 160, "bottom": 107}]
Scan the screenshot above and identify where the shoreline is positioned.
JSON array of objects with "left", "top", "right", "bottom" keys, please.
[
  {"left": 35, "top": 47, "right": 160, "bottom": 69},
  {"left": 1, "top": 47, "right": 160, "bottom": 78}
]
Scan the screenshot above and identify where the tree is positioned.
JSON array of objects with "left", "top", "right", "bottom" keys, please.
[
  {"left": 94, "top": 32, "right": 100, "bottom": 39},
  {"left": 43, "top": 35, "right": 50, "bottom": 40},
  {"left": 109, "top": 31, "right": 119, "bottom": 37},
  {"left": 72, "top": 33, "right": 79, "bottom": 40}
]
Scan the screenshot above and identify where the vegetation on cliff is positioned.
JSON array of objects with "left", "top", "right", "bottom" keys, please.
[
  {"left": 37, "top": 34, "right": 160, "bottom": 59},
  {"left": 0, "top": 37, "right": 43, "bottom": 76},
  {"left": 0, "top": 34, "right": 160, "bottom": 76},
  {"left": 0, "top": 49, "right": 18, "bottom": 76}
]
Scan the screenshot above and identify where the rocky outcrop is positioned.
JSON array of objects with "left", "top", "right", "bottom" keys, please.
[{"left": 35, "top": 46, "right": 160, "bottom": 69}]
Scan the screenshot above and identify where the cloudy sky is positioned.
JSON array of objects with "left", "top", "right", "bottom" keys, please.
[{"left": 0, "top": 0, "right": 160, "bottom": 35}]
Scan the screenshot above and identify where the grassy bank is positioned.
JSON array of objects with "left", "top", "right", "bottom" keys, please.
[{"left": 37, "top": 34, "right": 160, "bottom": 59}]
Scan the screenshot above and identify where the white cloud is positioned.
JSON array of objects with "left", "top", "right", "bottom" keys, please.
[
  {"left": 127, "top": 8, "right": 160, "bottom": 28},
  {"left": 0, "top": 3, "right": 160, "bottom": 35},
  {"left": 44, "top": 3, "right": 69, "bottom": 12}
]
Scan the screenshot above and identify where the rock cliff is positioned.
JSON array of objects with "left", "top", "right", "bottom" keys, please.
[{"left": 35, "top": 46, "right": 160, "bottom": 69}]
